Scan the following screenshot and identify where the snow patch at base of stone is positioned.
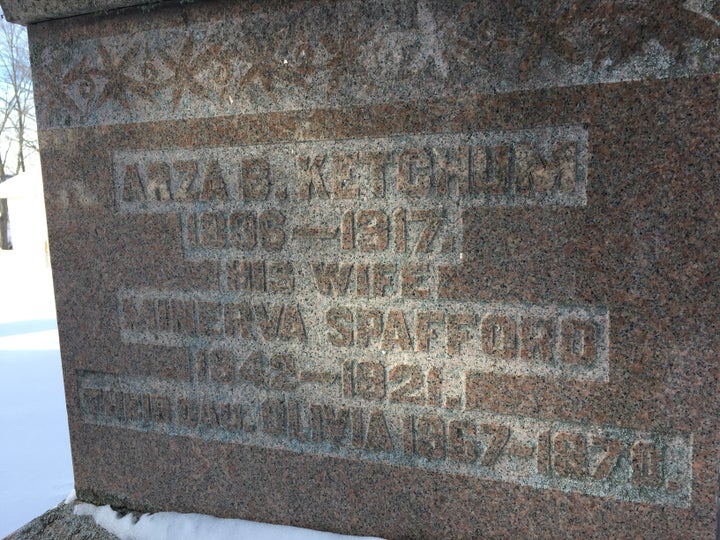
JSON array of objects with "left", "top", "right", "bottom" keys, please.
[
  {"left": 63, "top": 489, "right": 77, "bottom": 505},
  {"left": 74, "top": 501, "right": 384, "bottom": 540}
]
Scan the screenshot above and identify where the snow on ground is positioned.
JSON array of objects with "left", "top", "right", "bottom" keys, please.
[
  {"left": 74, "top": 498, "right": 382, "bottom": 540},
  {"left": 0, "top": 251, "right": 73, "bottom": 538},
  {"left": 0, "top": 250, "right": 383, "bottom": 539}
]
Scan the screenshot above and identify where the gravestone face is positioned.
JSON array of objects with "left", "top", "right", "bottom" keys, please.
[{"left": 11, "top": 0, "right": 720, "bottom": 537}]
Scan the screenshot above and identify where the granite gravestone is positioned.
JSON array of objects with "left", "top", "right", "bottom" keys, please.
[{"left": 5, "top": 0, "right": 720, "bottom": 537}]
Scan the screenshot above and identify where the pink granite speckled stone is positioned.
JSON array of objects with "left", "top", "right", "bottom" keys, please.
[{"left": 10, "top": 0, "right": 720, "bottom": 537}]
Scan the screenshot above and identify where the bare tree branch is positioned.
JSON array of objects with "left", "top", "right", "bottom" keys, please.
[{"left": 0, "top": 12, "right": 37, "bottom": 248}]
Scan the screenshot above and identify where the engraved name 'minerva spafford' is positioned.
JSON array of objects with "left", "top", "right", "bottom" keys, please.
[
  {"left": 96, "top": 125, "right": 693, "bottom": 505},
  {"left": 119, "top": 289, "right": 610, "bottom": 382}
]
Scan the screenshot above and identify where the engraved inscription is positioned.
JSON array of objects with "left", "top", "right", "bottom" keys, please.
[
  {"left": 328, "top": 305, "right": 607, "bottom": 364},
  {"left": 119, "top": 289, "right": 609, "bottom": 382},
  {"left": 114, "top": 127, "right": 589, "bottom": 214},
  {"left": 115, "top": 130, "right": 601, "bottom": 381},
  {"left": 120, "top": 290, "right": 307, "bottom": 344},
  {"left": 77, "top": 370, "right": 693, "bottom": 507},
  {"left": 114, "top": 125, "right": 603, "bottom": 387},
  {"left": 100, "top": 123, "right": 670, "bottom": 505}
]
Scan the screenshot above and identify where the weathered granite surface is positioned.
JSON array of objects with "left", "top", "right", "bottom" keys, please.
[
  {"left": 1, "top": 0, "right": 177, "bottom": 25},
  {"left": 4, "top": 503, "right": 117, "bottom": 540},
  {"left": 13, "top": 0, "right": 720, "bottom": 537}
]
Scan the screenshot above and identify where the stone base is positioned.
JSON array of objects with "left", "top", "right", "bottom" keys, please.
[{"left": 4, "top": 503, "right": 117, "bottom": 540}]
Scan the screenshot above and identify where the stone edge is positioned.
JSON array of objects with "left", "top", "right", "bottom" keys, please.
[{"left": 0, "top": 0, "right": 178, "bottom": 25}]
